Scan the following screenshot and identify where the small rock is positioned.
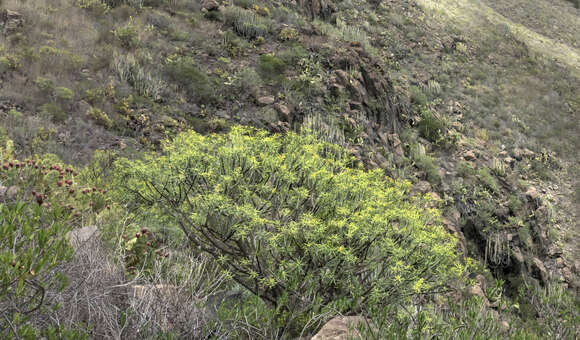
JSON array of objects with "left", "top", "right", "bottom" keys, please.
[
  {"left": 512, "top": 247, "right": 524, "bottom": 267},
  {"left": 562, "top": 267, "right": 574, "bottom": 283},
  {"left": 574, "top": 260, "right": 580, "bottom": 274},
  {"left": 428, "top": 192, "right": 441, "bottom": 201},
  {"left": 333, "top": 70, "right": 349, "bottom": 85},
  {"left": 77, "top": 100, "right": 91, "bottom": 115},
  {"left": 513, "top": 147, "right": 534, "bottom": 160},
  {"left": 504, "top": 157, "right": 514, "bottom": 165},
  {"left": 256, "top": 96, "right": 275, "bottom": 106},
  {"left": 387, "top": 133, "right": 402, "bottom": 147},
  {"left": 530, "top": 257, "right": 549, "bottom": 284},
  {"left": 522, "top": 148, "right": 535, "bottom": 158},
  {"left": 201, "top": 0, "right": 220, "bottom": 11},
  {"left": 468, "top": 284, "right": 489, "bottom": 306},
  {"left": 311, "top": 316, "right": 370, "bottom": 340},
  {"left": 414, "top": 181, "right": 432, "bottom": 193},
  {"left": 525, "top": 187, "right": 539, "bottom": 200},
  {"left": 475, "top": 274, "right": 487, "bottom": 289},
  {"left": 500, "top": 321, "right": 510, "bottom": 332},
  {"left": 67, "top": 225, "right": 98, "bottom": 248},
  {"left": 547, "top": 243, "right": 563, "bottom": 257},
  {"left": 0, "top": 186, "right": 18, "bottom": 201},
  {"left": 463, "top": 150, "right": 476, "bottom": 161},
  {"left": 275, "top": 104, "right": 290, "bottom": 121}
]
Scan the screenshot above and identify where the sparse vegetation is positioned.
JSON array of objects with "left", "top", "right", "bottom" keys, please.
[{"left": 0, "top": 0, "right": 578, "bottom": 337}]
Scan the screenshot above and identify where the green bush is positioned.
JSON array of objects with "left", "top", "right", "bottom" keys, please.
[
  {"left": 417, "top": 109, "right": 446, "bottom": 143},
  {"left": 0, "top": 152, "right": 109, "bottom": 338},
  {"left": 115, "top": 126, "right": 462, "bottom": 336},
  {"left": 40, "top": 103, "right": 68, "bottom": 123},
  {"left": 411, "top": 143, "right": 441, "bottom": 184},
  {"left": 477, "top": 167, "right": 499, "bottom": 193},
  {"left": 258, "top": 53, "right": 286, "bottom": 82},
  {"left": 410, "top": 85, "right": 427, "bottom": 106},
  {"left": 234, "top": 0, "right": 253, "bottom": 9},
  {"left": 113, "top": 20, "right": 140, "bottom": 49},
  {"left": 278, "top": 27, "right": 299, "bottom": 41},
  {"left": 113, "top": 54, "right": 164, "bottom": 100},
  {"left": 34, "top": 77, "right": 55, "bottom": 95},
  {"left": 55, "top": 87, "right": 74, "bottom": 101},
  {"left": 164, "top": 55, "right": 215, "bottom": 103},
  {"left": 224, "top": 6, "right": 273, "bottom": 39},
  {"left": 86, "top": 107, "right": 113, "bottom": 129}
]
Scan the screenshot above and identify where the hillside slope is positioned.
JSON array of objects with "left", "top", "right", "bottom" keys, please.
[{"left": 0, "top": 0, "right": 578, "bottom": 337}]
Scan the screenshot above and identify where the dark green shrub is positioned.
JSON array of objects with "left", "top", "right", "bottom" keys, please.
[
  {"left": 113, "top": 20, "right": 140, "bottom": 49},
  {"left": 0, "top": 152, "right": 109, "bottom": 338},
  {"left": 40, "top": 103, "right": 68, "bottom": 123},
  {"left": 258, "top": 53, "right": 286, "bottom": 82},
  {"left": 410, "top": 85, "right": 427, "bottom": 106},
  {"left": 234, "top": 0, "right": 253, "bottom": 9},
  {"left": 477, "top": 167, "right": 499, "bottom": 193},
  {"left": 278, "top": 44, "right": 308, "bottom": 64},
  {"left": 86, "top": 107, "right": 113, "bottom": 129},
  {"left": 203, "top": 10, "right": 223, "bottom": 22},
  {"left": 115, "top": 127, "right": 461, "bottom": 336},
  {"left": 417, "top": 109, "right": 446, "bottom": 142},
  {"left": 164, "top": 55, "right": 215, "bottom": 103},
  {"left": 224, "top": 6, "right": 273, "bottom": 39}
]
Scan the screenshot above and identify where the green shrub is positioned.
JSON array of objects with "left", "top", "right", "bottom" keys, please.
[
  {"left": 203, "top": 10, "right": 223, "bottom": 22},
  {"left": 75, "top": 0, "right": 110, "bottom": 15},
  {"left": 7, "top": 108, "right": 23, "bottom": 119},
  {"left": 0, "top": 154, "right": 108, "bottom": 338},
  {"left": 115, "top": 127, "right": 461, "bottom": 336},
  {"left": 224, "top": 6, "right": 273, "bottom": 39},
  {"left": 417, "top": 109, "right": 446, "bottom": 143},
  {"left": 40, "top": 103, "right": 68, "bottom": 123},
  {"left": 234, "top": 0, "right": 253, "bottom": 9},
  {"left": 0, "top": 54, "right": 21, "bottom": 72},
  {"left": 55, "top": 87, "right": 74, "bottom": 101},
  {"left": 278, "top": 44, "right": 308, "bottom": 64},
  {"left": 114, "top": 54, "right": 164, "bottom": 100},
  {"left": 477, "top": 167, "right": 499, "bottom": 193},
  {"left": 278, "top": 27, "right": 299, "bottom": 41},
  {"left": 410, "top": 85, "right": 427, "bottom": 106},
  {"left": 164, "top": 55, "right": 215, "bottom": 103},
  {"left": 86, "top": 107, "right": 113, "bottom": 129},
  {"left": 258, "top": 53, "right": 286, "bottom": 82},
  {"left": 411, "top": 143, "right": 441, "bottom": 184},
  {"left": 113, "top": 19, "right": 140, "bottom": 49},
  {"left": 34, "top": 77, "right": 55, "bottom": 95}
]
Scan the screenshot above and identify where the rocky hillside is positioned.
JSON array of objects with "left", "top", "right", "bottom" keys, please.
[{"left": 0, "top": 0, "right": 578, "bottom": 338}]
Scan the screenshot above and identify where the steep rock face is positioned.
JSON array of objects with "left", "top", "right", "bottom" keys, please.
[{"left": 326, "top": 46, "right": 408, "bottom": 134}]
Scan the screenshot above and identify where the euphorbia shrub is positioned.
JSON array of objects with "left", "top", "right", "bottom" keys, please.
[{"left": 115, "top": 126, "right": 462, "bottom": 334}]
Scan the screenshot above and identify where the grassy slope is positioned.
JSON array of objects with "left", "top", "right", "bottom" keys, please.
[{"left": 415, "top": 0, "right": 580, "bottom": 268}]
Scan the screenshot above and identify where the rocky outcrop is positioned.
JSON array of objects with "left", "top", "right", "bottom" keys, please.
[
  {"left": 0, "top": 9, "right": 23, "bottom": 34},
  {"left": 326, "top": 46, "right": 408, "bottom": 135}
]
